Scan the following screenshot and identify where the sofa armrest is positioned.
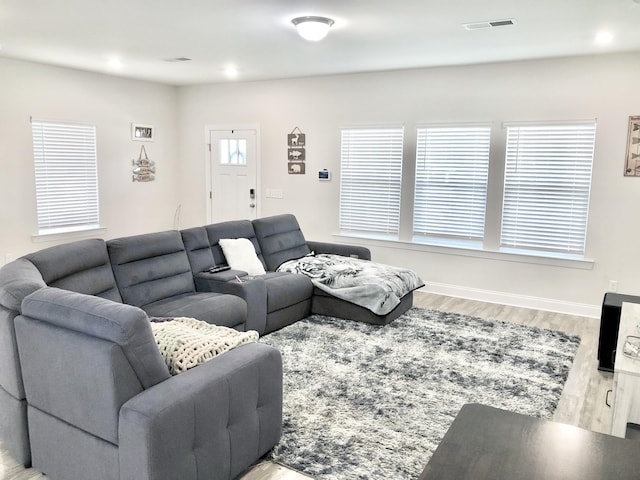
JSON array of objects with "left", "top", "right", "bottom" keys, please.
[
  {"left": 119, "top": 342, "right": 282, "bottom": 480},
  {"left": 306, "top": 241, "right": 371, "bottom": 261},
  {"left": 193, "top": 273, "right": 267, "bottom": 335}
]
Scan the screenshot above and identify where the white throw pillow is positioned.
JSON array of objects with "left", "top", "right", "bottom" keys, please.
[{"left": 219, "top": 238, "right": 266, "bottom": 276}]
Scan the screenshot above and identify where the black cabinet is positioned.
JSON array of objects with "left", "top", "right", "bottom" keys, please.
[{"left": 598, "top": 293, "right": 640, "bottom": 372}]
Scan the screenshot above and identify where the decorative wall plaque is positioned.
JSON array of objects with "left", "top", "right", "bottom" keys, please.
[
  {"left": 624, "top": 116, "right": 640, "bottom": 176},
  {"left": 132, "top": 145, "right": 156, "bottom": 182},
  {"left": 287, "top": 127, "right": 306, "bottom": 174}
]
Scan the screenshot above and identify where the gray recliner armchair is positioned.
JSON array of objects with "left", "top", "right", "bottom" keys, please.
[{"left": 14, "top": 287, "right": 283, "bottom": 480}]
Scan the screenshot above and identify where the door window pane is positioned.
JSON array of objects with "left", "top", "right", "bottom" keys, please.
[{"left": 219, "top": 139, "right": 247, "bottom": 165}]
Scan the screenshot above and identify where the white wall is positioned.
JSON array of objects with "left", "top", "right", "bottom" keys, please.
[
  {"left": 177, "top": 53, "right": 640, "bottom": 314},
  {"left": 2, "top": 53, "right": 639, "bottom": 314},
  {"left": 0, "top": 58, "right": 180, "bottom": 260}
]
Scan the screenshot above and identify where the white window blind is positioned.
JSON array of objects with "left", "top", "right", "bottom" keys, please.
[
  {"left": 339, "top": 127, "right": 404, "bottom": 235},
  {"left": 413, "top": 125, "right": 491, "bottom": 240},
  {"left": 32, "top": 120, "right": 99, "bottom": 234},
  {"left": 501, "top": 122, "right": 596, "bottom": 255}
]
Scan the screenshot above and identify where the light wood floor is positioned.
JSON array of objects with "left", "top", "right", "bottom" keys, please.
[{"left": 0, "top": 291, "right": 611, "bottom": 480}]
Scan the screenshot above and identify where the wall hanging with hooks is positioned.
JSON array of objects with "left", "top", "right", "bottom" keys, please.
[
  {"left": 132, "top": 145, "right": 156, "bottom": 182},
  {"left": 287, "top": 126, "right": 306, "bottom": 174}
]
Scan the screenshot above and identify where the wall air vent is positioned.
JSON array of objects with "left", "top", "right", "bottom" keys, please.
[{"left": 463, "top": 19, "right": 516, "bottom": 30}]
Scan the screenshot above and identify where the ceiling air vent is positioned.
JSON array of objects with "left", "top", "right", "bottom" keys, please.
[
  {"left": 163, "top": 57, "right": 192, "bottom": 62},
  {"left": 463, "top": 19, "right": 516, "bottom": 30}
]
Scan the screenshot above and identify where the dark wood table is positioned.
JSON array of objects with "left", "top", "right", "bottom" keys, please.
[{"left": 419, "top": 403, "right": 640, "bottom": 480}]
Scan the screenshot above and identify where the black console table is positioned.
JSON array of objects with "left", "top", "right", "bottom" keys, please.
[
  {"left": 598, "top": 292, "right": 640, "bottom": 371},
  {"left": 419, "top": 404, "right": 640, "bottom": 480}
]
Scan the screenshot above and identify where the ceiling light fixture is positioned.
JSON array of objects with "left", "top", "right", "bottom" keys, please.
[
  {"left": 291, "top": 16, "right": 334, "bottom": 42},
  {"left": 224, "top": 65, "right": 238, "bottom": 79},
  {"left": 595, "top": 31, "right": 614, "bottom": 45},
  {"left": 107, "top": 56, "right": 123, "bottom": 70}
]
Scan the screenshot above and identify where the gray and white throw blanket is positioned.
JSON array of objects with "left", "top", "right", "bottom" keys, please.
[{"left": 277, "top": 253, "right": 424, "bottom": 315}]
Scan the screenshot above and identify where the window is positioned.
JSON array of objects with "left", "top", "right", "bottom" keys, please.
[
  {"left": 32, "top": 120, "right": 99, "bottom": 235},
  {"left": 339, "top": 127, "right": 404, "bottom": 236},
  {"left": 500, "top": 122, "right": 596, "bottom": 256},
  {"left": 219, "top": 138, "right": 247, "bottom": 165},
  {"left": 337, "top": 119, "right": 596, "bottom": 264},
  {"left": 413, "top": 125, "right": 491, "bottom": 240}
]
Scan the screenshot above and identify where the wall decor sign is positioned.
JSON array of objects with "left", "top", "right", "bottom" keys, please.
[
  {"left": 288, "top": 162, "right": 306, "bottom": 174},
  {"left": 132, "top": 145, "right": 156, "bottom": 182},
  {"left": 287, "top": 127, "right": 306, "bottom": 174},
  {"left": 624, "top": 115, "right": 640, "bottom": 176},
  {"left": 132, "top": 123, "right": 154, "bottom": 142}
]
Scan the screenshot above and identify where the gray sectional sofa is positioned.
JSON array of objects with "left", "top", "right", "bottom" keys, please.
[{"left": 0, "top": 213, "right": 416, "bottom": 480}]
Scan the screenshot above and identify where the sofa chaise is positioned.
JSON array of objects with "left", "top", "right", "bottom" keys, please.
[
  {"left": 182, "top": 214, "right": 415, "bottom": 334},
  {"left": 0, "top": 213, "right": 421, "bottom": 479}
]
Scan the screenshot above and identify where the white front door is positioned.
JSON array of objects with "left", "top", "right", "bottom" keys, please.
[{"left": 208, "top": 129, "right": 258, "bottom": 222}]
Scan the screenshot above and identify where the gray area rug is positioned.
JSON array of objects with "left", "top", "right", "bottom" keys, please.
[{"left": 260, "top": 307, "right": 581, "bottom": 480}]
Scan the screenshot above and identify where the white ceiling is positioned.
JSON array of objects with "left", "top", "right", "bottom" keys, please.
[{"left": 1, "top": 0, "right": 639, "bottom": 86}]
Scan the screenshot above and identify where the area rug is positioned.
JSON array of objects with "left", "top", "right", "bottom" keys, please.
[{"left": 260, "top": 307, "right": 581, "bottom": 480}]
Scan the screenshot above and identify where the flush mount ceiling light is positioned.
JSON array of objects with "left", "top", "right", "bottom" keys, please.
[{"left": 291, "top": 16, "right": 335, "bottom": 42}]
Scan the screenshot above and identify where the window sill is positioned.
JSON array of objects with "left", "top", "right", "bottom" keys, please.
[
  {"left": 32, "top": 225, "right": 107, "bottom": 243},
  {"left": 333, "top": 232, "right": 595, "bottom": 270}
]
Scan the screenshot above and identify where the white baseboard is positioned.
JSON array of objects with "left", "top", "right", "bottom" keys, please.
[{"left": 420, "top": 282, "right": 601, "bottom": 318}]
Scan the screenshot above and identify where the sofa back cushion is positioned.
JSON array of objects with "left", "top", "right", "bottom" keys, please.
[
  {"left": 25, "top": 239, "right": 122, "bottom": 302},
  {"left": 16, "top": 287, "right": 170, "bottom": 444},
  {"left": 108, "top": 231, "right": 195, "bottom": 307},
  {"left": 182, "top": 220, "right": 267, "bottom": 271},
  {"left": 252, "top": 214, "right": 311, "bottom": 271},
  {"left": 181, "top": 226, "right": 216, "bottom": 274},
  {"left": 207, "top": 220, "right": 265, "bottom": 267},
  {"left": 0, "top": 259, "right": 44, "bottom": 398}
]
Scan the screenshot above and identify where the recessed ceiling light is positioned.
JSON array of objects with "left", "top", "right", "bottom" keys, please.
[
  {"left": 107, "top": 57, "right": 123, "bottom": 69},
  {"left": 595, "top": 31, "right": 613, "bottom": 45},
  {"left": 224, "top": 65, "right": 238, "bottom": 79}
]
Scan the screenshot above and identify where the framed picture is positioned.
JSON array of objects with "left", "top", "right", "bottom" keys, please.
[
  {"left": 131, "top": 123, "right": 154, "bottom": 142},
  {"left": 624, "top": 116, "right": 640, "bottom": 176}
]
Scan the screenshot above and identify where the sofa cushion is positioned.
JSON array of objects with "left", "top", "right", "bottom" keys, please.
[
  {"left": 252, "top": 214, "right": 311, "bottom": 271},
  {"left": 25, "top": 239, "right": 122, "bottom": 302},
  {"left": 203, "top": 220, "right": 266, "bottom": 269},
  {"left": 141, "top": 292, "right": 247, "bottom": 330},
  {"left": 0, "top": 258, "right": 46, "bottom": 311},
  {"left": 181, "top": 226, "right": 216, "bottom": 274},
  {"left": 20, "top": 287, "right": 170, "bottom": 390},
  {"left": 262, "top": 272, "right": 313, "bottom": 312},
  {"left": 108, "top": 231, "right": 195, "bottom": 307},
  {"left": 219, "top": 238, "right": 266, "bottom": 276}
]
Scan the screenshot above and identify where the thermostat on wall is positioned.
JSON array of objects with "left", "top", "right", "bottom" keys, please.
[{"left": 318, "top": 169, "right": 331, "bottom": 181}]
